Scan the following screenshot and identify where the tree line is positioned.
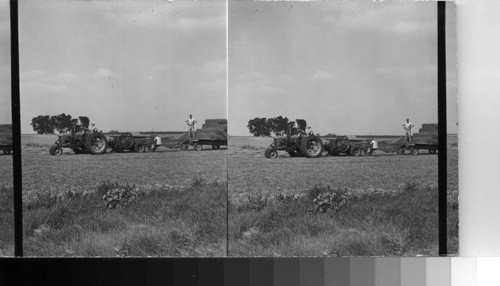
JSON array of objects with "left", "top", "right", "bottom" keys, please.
[
  {"left": 31, "top": 114, "right": 91, "bottom": 134},
  {"left": 247, "top": 116, "right": 307, "bottom": 137}
]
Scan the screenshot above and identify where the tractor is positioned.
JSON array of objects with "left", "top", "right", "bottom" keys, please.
[
  {"left": 49, "top": 127, "right": 108, "bottom": 156},
  {"left": 264, "top": 125, "right": 323, "bottom": 158}
]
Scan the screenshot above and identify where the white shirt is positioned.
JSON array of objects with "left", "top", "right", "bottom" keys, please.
[
  {"left": 403, "top": 122, "right": 414, "bottom": 130},
  {"left": 370, "top": 140, "right": 378, "bottom": 149},
  {"left": 186, "top": 118, "right": 197, "bottom": 126},
  {"left": 155, "top": 136, "right": 161, "bottom": 145}
]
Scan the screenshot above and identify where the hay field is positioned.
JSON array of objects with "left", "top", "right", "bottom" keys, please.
[
  {"left": 228, "top": 135, "right": 459, "bottom": 256},
  {"left": 12, "top": 135, "right": 228, "bottom": 257}
]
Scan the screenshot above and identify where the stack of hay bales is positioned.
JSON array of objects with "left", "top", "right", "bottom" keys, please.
[
  {"left": 418, "top": 123, "right": 438, "bottom": 134},
  {"left": 196, "top": 119, "right": 227, "bottom": 140},
  {"left": 413, "top": 123, "right": 438, "bottom": 143},
  {"left": 0, "top": 124, "right": 12, "bottom": 145}
]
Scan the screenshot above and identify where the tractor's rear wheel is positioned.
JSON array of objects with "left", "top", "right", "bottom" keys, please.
[
  {"left": 300, "top": 136, "right": 323, "bottom": 158},
  {"left": 86, "top": 133, "right": 108, "bottom": 155},
  {"left": 49, "top": 146, "right": 56, "bottom": 156},
  {"left": 265, "top": 148, "right": 278, "bottom": 158}
]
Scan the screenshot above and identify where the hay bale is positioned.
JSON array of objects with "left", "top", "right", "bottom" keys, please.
[{"left": 204, "top": 119, "right": 227, "bottom": 125}]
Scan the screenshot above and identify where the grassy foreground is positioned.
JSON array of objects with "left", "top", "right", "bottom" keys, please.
[
  {"left": 229, "top": 182, "right": 458, "bottom": 256},
  {"left": 22, "top": 178, "right": 226, "bottom": 257}
]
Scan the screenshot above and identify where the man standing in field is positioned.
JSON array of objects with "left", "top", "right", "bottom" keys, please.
[
  {"left": 186, "top": 114, "right": 198, "bottom": 138},
  {"left": 402, "top": 118, "right": 415, "bottom": 143}
]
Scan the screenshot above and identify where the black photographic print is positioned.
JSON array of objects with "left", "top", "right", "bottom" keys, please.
[{"left": 3, "top": 0, "right": 458, "bottom": 259}]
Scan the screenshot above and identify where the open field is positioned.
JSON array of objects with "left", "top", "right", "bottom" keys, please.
[
  {"left": 0, "top": 134, "right": 459, "bottom": 256},
  {"left": 228, "top": 136, "right": 459, "bottom": 256},
  {"left": 10, "top": 135, "right": 228, "bottom": 257}
]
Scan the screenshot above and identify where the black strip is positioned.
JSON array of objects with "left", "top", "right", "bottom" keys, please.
[
  {"left": 226, "top": 164, "right": 229, "bottom": 256},
  {"left": 10, "top": 0, "right": 23, "bottom": 257},
  {"left": 437, "top": 1, "right": 447, "bottom": 256}
]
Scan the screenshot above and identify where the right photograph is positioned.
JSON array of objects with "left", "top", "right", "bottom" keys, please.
[{"left": 228, "top": 1, "right": 458, "bottom": 256}]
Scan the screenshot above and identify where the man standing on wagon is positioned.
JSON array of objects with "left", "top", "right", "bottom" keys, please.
[
  {"left": 186, "top": 114, "right": 198, "bottom": 139},
  {"left": 402, "top": 118, "right": 415, "bottom": 144}
]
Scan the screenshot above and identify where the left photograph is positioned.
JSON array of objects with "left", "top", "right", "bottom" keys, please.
[
  {"left": 19, "top": 1, "right": 227, "bottom": 257},
  {"left": 0, "top": 1, "right": 13, "bottom": 257}
]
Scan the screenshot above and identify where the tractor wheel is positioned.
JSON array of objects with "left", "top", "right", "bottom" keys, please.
[
  {"left": 350, "top": 146, "right": 362, "bottom": 156},
  {"left": 300, "top": 135, "right": 323, "bottom": 158},
  {"left": 52, "top": 146, "right": 63, "bottom": 156},
  {"left": 49, "top": 146, "right": 57, "bottom": 156},
  {"left": 212, "top": 144, "right": 220, "bottom": 150},
  {"left": 86, "top": 133, "right": 108, "bottom": 155},
  {"left": 180, "top": 143, "right": 189, "bottom": 150},
  {"left": 265, "top": 148, "right": 278, "bottom": 158},
  {"left": 410, "top": 147, "right": 419, "bottom": 156},
  {"left": 396, "top": 146, "right": 405, "bottom": 155},
  {"left": 194, "top": 143, "right": 202, "bottom": 151}
]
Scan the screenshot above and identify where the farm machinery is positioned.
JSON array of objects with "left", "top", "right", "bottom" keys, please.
[
  {"left": 264, "top": 123, "right": 439, "bottom": 158},
  {"left": 264, "top": 132, "right": 369, "bottom": 159},
  {"left": 265, "top": 132, "right": 324, "bottom": 158},
  {"left": 107, "top": 133, "right": 154, "bottom": 153},
  {"left": 0, "top": 124, "right": 12, "bottom": 155},
  {"left": 49, "top": 129, "right": 108, "bottom": 156}
]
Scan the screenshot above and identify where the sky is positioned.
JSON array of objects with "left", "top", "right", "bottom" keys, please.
[
  {"left": 228, "top": 1, "right": 458, "bottom": 136},
  {"left": 19, "top": 0, "right": 226, "bottom": 134},
  {"left": 0, "top": 1, "right": 11, "bottom": 124}
]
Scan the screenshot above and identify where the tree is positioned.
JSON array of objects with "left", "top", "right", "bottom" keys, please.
[
  {"left": 31, "top": 115, "right": 55, "bottom": 134},
  {"left": 270, "top": 115, "right": 295, "bottom": 136},
  {"left": 31, "top": 114, "right": 93, "bottom": 134},
  {"left": 52, "top": 113, "right": 73, "bottom": 133},
  {"left": 295, "top": 119, "right": 307, "bottom": 132},
  {"left": 78, "top": 116, "right": 90, "bottom": 129},
  {"left": 247, "top": 118, "right": 271, "bottom": 137}
]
